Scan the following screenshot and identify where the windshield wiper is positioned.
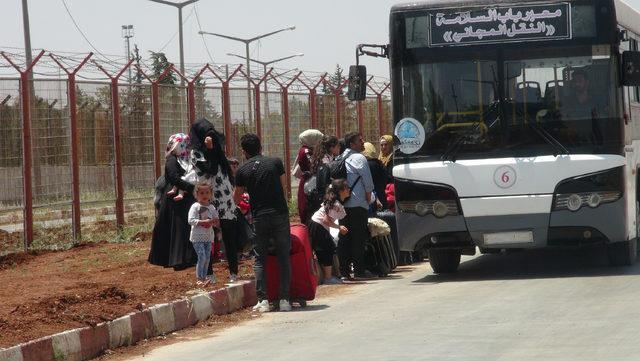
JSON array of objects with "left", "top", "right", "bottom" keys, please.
[
  {"left": 527, "top": 122, "right": 570, "bottom": 156},
  {"left": 441, "top": 121, "right": 483, "bottom": 163}
]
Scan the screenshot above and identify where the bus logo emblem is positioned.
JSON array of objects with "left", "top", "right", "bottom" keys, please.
[
  {"left": 394, "top": 117, "right": 426, "bottom": 155},
  {"left": 494, "top": 166, "right": 517, "bottom": 189}
]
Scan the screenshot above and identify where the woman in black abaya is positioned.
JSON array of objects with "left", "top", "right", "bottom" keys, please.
[{"left": 148, "top": 133, "right": 197, "bottom": 270}]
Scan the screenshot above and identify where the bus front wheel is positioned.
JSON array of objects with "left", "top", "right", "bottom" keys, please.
[
  {"left": 607, "top": 239, "right": 638, "bottom": 266},
  {"left": 428, "top": 248, "right": 461, "bottom": 274}
]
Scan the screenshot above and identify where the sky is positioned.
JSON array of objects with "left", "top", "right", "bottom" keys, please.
[
  {"left": 2, "top": 0, "right": 640, "bottom": 80},
  {"left": 1, "top": 0, "right": 402, "bottom": 79}
]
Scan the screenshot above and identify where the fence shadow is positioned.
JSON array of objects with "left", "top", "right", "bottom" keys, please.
[{"left": 413, "top": 246, "right": 640, "bottom": 283}]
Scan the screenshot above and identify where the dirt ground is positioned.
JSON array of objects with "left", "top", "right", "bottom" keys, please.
[{"left": 0, "top": 231, "right": 254, "bottom": 348}]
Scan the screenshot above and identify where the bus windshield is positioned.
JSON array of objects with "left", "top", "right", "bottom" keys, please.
[{"left": 399, "top": 49, "right": 622, "bottom": 159}]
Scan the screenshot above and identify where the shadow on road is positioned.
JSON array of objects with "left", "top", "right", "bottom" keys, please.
[
  {"left": 293, "top": 304, "right": 330, "bottom": 312},
  {"left": 414, "top": 246, "right": 640, "bottom": 283}
]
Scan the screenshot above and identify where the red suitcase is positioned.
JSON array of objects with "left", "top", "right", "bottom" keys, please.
[{"left": 266, "top": 224, "right": 318, "bottom": 306}]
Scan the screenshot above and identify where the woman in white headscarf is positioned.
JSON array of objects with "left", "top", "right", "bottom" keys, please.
[
  {"left": 149, "top": 133, "right": 197, "bottom": 270},
  {"left": 295, "top": 129, "right": 324, "bottom": 224}
]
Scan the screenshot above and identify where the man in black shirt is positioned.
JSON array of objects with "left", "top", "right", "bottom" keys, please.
[{"left": 234, "top": 133, "right": 291, "bottom": 312}]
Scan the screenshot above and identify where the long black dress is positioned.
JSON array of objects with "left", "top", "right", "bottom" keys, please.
[
  {"left": 148, "top": 154, "right": 197, "bottom": 269},
  {"left": 368, "top": 158, "right": 390, "bottom": 210}
]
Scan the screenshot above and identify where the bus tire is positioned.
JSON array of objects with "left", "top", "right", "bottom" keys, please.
[
  {"left": 607, "top": 239, "right": 638, "bottom": 266},
  {"left": 428, "top": 248, "right": 461, "bottom": 274}
]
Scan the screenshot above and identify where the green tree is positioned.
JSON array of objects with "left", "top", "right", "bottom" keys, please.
[
  {"left": 322, "top": 64, "right": 345, "bottom": 95},
  {"left": 150, "top": 51, "right": 176, "bottom": 85}
]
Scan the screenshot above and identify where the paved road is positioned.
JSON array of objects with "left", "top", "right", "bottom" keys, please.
[{"left": 129, "top": 247, "right": 640, "bottom": 361}]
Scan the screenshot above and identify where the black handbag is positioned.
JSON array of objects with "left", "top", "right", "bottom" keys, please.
[{"left": 235, "top": 209, "right": 256, "bottom": 253}]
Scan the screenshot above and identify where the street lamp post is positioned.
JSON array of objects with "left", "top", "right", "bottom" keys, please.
[
  {"left": 226, "top": 53, "right": 304, "bottom": 93},
  {"left": 199, "top": 26, "right": 296, "bottom": 124},
  {"left": 227, "top": 53, "right": 303, "bottom": 117},
  {"left": 148, "top": 0, "right": 199, "bottom": 84}
]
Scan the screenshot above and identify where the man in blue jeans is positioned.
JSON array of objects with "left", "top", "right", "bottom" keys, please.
[{"left": 234, "top": 133, "right": 292, "bottom": 312}]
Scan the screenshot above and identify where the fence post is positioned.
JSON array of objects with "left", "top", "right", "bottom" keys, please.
[
  {"left": 20, "top": 69, "right": 34, "bottom": 248},
  {"left": 187, "top": 81, "right": 196, "bottom": 125},
  {"left": 378, "top": 83, "right": 391, "bottom": 137},
  {"left": 222, "top": 81, "right": 232, "bottom": 155},
  {"left": 282, "top": 86, "right": 292, "bottom": 199},
  {"left": 1, "top": 50, "right": 44, "bottom": 250},
  {"left": 151, "top": 81, "right": 162, "bottom": 179},
  {"left": 94, "top": 59, "right": 134, "bottom": 230},
  {"left": 110, "top": 78, "right": 125, "bottom": 229},
  {"left": 309, "top": 89, "right": 317, "bottom": 129},
  {"left": 335, "top": 91, "right": 342, "bottom": 138},
  {"left": 377, "top": 94, "right": 384, "bottom": 137},
  {"left": 49, "top": 52, "right": 93, "bottom": 242},
  {"left": 255, "top": 85, "right": 261, "bottom": 139}
]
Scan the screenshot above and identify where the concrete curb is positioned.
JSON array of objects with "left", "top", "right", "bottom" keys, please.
[{"left": 0, "top": 280, "right": 257, "bottom": 361}]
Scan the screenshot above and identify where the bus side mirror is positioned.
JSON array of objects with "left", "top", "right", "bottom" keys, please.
[
  {"left": 622, "top": 51, "right": 640, "bottom": 86},
  {"left": 347, "top": 65, "right": 367, "bottom": 101}
]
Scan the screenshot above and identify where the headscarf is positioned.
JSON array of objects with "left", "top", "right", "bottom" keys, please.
[
  {"left": 189, "top": 118, "right": 231, "bottom": 177},
  {"left": 166, "top": 133, "right": 190, "bottom": 171},
  {"left": 379, "top": 135, "right": 394, "bottom": 167},
  {"left": 362, "top": 142, "right": 378, "bottom": 160},
  {"left": 189, "top": 118, "right": 216, "bottom": 152},
  {"left": 299, "top": 129, "right": 324, "bottom": 148}
]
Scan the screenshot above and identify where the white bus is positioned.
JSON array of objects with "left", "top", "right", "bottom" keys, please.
[{"left": 350, "top": 0, "right": 640, "bottom": 273}]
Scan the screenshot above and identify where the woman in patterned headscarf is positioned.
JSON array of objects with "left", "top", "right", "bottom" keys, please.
[
  {"left": 149, "top": 133, "right": 198, "bottom": 270},
  {"left": 379, "top": 135, "right": 394, "bottom": 178}
]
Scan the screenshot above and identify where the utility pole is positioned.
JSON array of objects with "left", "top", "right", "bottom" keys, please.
[
  {"left": 21, "top": 0, "right": 33, "bottom": 76},
  {"left": 148, "top": 0, "right": 199, "bottom": 85},
  {"left": 122, "top": 25, "right": 134, "bottom": 83}
]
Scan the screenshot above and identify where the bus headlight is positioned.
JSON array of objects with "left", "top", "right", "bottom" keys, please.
[
  {"left": 415, "top": 202, "right": 430, "bottom": 216},
  {"left": 395, "top": 178, "right": 462, "bottom": 218},
  {"left": 567, "top": 194, "right": 582, "bottom": 211},
  {"left": 554, "top": 192, "right": 621, "bottom": 211},
  {"left": 553, "top": 167, "right": 623, "bottom": 212},
  {"left": 398, "top": 200, "right": 459, "bottom": 217},
  {"left": 432, "top": 201, "right": 449, "bottom": 218},
  {"left": 587, "top": 193, "right": 602, "bottom": 208}
]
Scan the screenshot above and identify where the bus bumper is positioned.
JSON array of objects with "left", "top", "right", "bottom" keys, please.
[{"left": 396, "top": 198, "right": 626, "bottom": 252}]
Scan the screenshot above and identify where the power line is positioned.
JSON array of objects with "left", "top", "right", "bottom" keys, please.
[
  {"left": 194, "top": 3, "right": 215, "bottom": 64},
  {"left": 158, "top": 6, "right": 195, "bottom": 53},
  {"left": 59, "top": 0, "right": 117, "bottom": 65}
]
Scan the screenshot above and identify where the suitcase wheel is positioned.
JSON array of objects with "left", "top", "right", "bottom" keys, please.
[{"left": 299, "top": 299, "right": 307, "bottom": 308}]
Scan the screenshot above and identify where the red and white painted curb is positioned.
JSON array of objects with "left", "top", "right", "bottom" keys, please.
[{"left": 0, "top": 280, "right": 257, "bottom": 361}]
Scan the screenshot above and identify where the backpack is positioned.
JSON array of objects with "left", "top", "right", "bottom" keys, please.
[
  {"left": 328, "top": 154, "right": 349, "bottom": 180},
  {"left": 305, "top": 163, "right": 331, "bottom": 212},
  {"left": 329, "top": 153, "right": 361, "bottom": 189}
]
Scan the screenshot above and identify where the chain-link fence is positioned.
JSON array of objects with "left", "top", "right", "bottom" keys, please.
[{"left": 0, "top": 50, "right": 392, "bottom": 254}]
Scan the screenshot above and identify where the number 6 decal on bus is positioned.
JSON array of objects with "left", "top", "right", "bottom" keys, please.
[{"left": 494, "top": 166, "right": 517, "bottom": 189}]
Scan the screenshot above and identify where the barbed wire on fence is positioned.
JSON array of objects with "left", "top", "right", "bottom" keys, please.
[{"left": 0, "top": 48, "right": 393, "bottom": 252}]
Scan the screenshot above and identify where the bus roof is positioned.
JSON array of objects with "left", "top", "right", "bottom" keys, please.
[{"left": 391, "top": 0, "right": 640, "bottom": 36}]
